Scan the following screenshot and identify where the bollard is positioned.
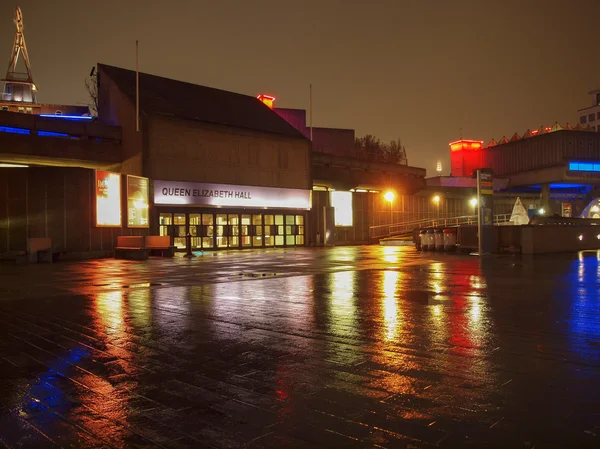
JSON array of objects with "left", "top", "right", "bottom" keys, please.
[{"left": 184, "top": 233, "right": 195, "bottom": 258}]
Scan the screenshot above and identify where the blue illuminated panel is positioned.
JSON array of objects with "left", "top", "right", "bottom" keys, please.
[
  {"left": 39, "top": 114, "right": 93, "bottom": 121},
  {"left": 0, "top": 126, "right": 30, "bottom": 135},
  {"left": 37, "top": 130, "right": 69, "bottom": 137},
  {"left": 569, "top": 161, "right": 600, "bottom": 172}
]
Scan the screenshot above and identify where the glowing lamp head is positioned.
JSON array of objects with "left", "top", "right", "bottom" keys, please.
[
  {"left": 539, "top": 208, "right": 545, "bottom": 215},
  {"left": 384, "top": 191, "right": 395, "bottom": 203},
  {"left": 433, "top": 195, "right": 440, "bottom": 204},
  {"left": 470, "top": 197, "right": 478, "bottom": 207}
]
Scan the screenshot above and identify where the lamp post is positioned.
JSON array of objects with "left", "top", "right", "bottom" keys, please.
[
  {"left": 433, "top": 195, "right": 440, "bottom": 222},
  {"left": 384, "top": 191, "right": 395, "bottom": 231}
]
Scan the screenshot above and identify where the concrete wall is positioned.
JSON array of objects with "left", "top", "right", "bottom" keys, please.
[
  {"left": 0, "top": 110, "right": 122, "bottom": 169},
  {"left": 0, "top": 167, "right": 147, "bottom": 256},
  {"left": 97, "top": 65, "right": 144, "bottom": 176},
  {"left": 499, "top": 225, "right": 600, "bottom": 254},
  {"left": 146, "top": 116, "right": 311, "bottom": 190}
]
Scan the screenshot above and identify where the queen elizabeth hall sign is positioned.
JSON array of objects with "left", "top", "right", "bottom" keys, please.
[{"left": 153, "top": 180, "right": 311, "bottom": 209}]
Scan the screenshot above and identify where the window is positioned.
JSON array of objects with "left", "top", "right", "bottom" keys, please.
[
  {"left": 18, "top": 107, "right": 24, "bottom": 112},
  {"left": 1, "top": 106, "right": 7, "bottom": 111},
  {"left": 596, "top": 93, "right": 600, "bottom": 105},
  {"left": 597, "top": 112, "right": 600, "bottom": 120},
  {"left": 581, "top": 116, "right": 587, "bottom": 124},
  {"left": 589, "top": 114, "right": 595, "bottom": 122},
  {"left": 25, "top": 107, "right": 32, "bottom": 114}
]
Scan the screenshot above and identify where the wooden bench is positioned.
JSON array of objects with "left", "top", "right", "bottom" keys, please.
[
  {"left": 115, "top": 236, "right": 150, "bottom": 260},
  {"left": 145, "top": 236, "right": 175, "bottom": 257}
]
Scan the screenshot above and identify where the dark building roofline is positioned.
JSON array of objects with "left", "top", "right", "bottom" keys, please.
[{"left": 97, "top": 64, "right": 307, "bottom": 140}]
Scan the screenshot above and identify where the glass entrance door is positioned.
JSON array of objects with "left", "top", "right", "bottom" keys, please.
[
  {"left": 241, "top": 215, "right": 252, "bottom": 248},
  {"left": 216, "top": 214, "right": 228, "bottom": 248},
  {"left": 159, "top": 213, "right": 173, "bottom": 241},
  {"left": 189, "top": 214, "right": 201, "bottom": 249},
  {"left": 252, "top": 214, "right": 263, "bottom": 247},
  {"left": 202, "top": 214, "right": 215, "bottom": 249},
  {"left": 173, "top": 214, "right": 187, "bottom": 249}
]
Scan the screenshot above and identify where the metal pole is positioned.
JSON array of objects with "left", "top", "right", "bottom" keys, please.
[
  {"left": 309, "top": 84, "right": 313, "bottom": 141},
  {"left": 136, "top": 40, "right": 140, "bottom": 132},
  {"left": 476, "top": 170, "right": 482, "bottom": 255}
]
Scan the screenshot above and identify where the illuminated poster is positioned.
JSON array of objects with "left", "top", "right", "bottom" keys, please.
[
  {"left": 127, "top": 175, "right": 149, "bottom": 228},
  {"left": 95, "top": 170, "right": 121, "bottom": 227},
  {"left": 330, "top": 191, "right": 353, "bottom": 226}
]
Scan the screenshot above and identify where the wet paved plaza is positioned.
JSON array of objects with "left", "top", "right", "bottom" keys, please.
[{"left": 0, "top": 246, "right": 599, "bottom": 448}]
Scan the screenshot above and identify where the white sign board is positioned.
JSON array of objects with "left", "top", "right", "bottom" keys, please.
[{"left": 154, "top": 180, "right": 311, "bottom": 210}]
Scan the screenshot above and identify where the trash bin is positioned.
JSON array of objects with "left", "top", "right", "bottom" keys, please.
[
  {"left": 423, "top": 229, "right": 435, "bottom": 251},
  {"left": 434, "top": 228, "right": 445, "bottom": 251},
  {"left": 416, "top": 229, "right": 427, "bottom": 251},
  {"left": 443, "top": 228, "right": 457, "bottom": 252}
]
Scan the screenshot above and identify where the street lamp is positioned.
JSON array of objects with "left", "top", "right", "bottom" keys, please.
[
  {"left": 384, "top": 191, "right": 395, "bottom": 225},
  {"left": 470, "top": 197, "right": 478, "bottom": 208},
  {"left": 432, "top": 195, "right": 440, "bottom": 220}
]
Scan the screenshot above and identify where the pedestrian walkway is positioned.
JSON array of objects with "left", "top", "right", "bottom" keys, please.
[{"left": 0, "top": 247, "right": 599, "bottom": 448}]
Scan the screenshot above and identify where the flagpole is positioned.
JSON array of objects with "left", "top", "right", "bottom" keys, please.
[
  {"left": 309, "top": 84, "right": 313, "bottom": 141},
  {"left": 136, "top": 40, "right": 140, "bottom": 132}
]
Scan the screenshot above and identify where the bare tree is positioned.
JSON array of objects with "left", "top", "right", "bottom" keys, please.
[{"left": 85, "top": 71, "right": 99, "bottom": 116}]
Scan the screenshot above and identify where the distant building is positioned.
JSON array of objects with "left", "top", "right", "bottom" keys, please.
[
  {"left": 0, "top": 7, "right": 88, "bottom": 116},
  {"left": 443, "top": 123, "right": 600, "bottom": 217},
  {"left": 577, "top": 89, "right": 600, "bottom": 131}
]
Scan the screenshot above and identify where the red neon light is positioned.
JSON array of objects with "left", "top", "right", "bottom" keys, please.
[{"left": 257, "top": 94, "right": 276, "bottom": 109}]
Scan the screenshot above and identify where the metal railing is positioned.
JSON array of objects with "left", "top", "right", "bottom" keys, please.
[{"left": 369, "top": 213, "right": 513, "bottom": 240}]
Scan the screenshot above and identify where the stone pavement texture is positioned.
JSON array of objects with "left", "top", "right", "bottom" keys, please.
[{"left": 0, "top": 246, "right": 599, "bottom": 448}]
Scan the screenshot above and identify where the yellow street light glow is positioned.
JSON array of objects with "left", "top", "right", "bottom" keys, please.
[
  {"left": 539, "top": 208, "right": 545, "bottom": 215},
  {"left": 470, "top": 198, "right": 478, "bottom": 207},
  {"left": 384, "top": 191, "right": 395, "bottom": 203},
  {"left": 432, "top": 195, "right": 440, "bottom": 204}
]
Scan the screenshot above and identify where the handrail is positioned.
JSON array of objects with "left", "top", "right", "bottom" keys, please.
[{"left": 370, "top": 213, "right": 513, "bottom": 239}]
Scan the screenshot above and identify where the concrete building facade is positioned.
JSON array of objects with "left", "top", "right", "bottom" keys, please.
[{"left": 577, "top": 89, "right": 600, "bottom": 131}]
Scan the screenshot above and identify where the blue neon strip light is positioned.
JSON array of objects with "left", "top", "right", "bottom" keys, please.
[
  {"left": 0, "top": 126, "right": 30, "bottom": 135},
  {"left": 37, "top": 130, "right": 69, "bottom": 137},
  {"left": 39, "top": 114, "right": 93, "bottom": 121},
  {"left": 569, "top": 161, "right": 600, "bottom": 172}
]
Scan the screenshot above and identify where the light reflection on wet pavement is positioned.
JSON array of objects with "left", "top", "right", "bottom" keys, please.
[{"left": 0, "top": 246, "right": 599, "bottom": 448}]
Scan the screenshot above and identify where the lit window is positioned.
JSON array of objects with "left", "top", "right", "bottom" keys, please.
[{"left": 330, "top": 191, "right": 353, "bottom": 227}]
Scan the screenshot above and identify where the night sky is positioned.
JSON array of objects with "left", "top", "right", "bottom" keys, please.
[{"left": 2, "top": 0, "right": 599, "bottom": 175}]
